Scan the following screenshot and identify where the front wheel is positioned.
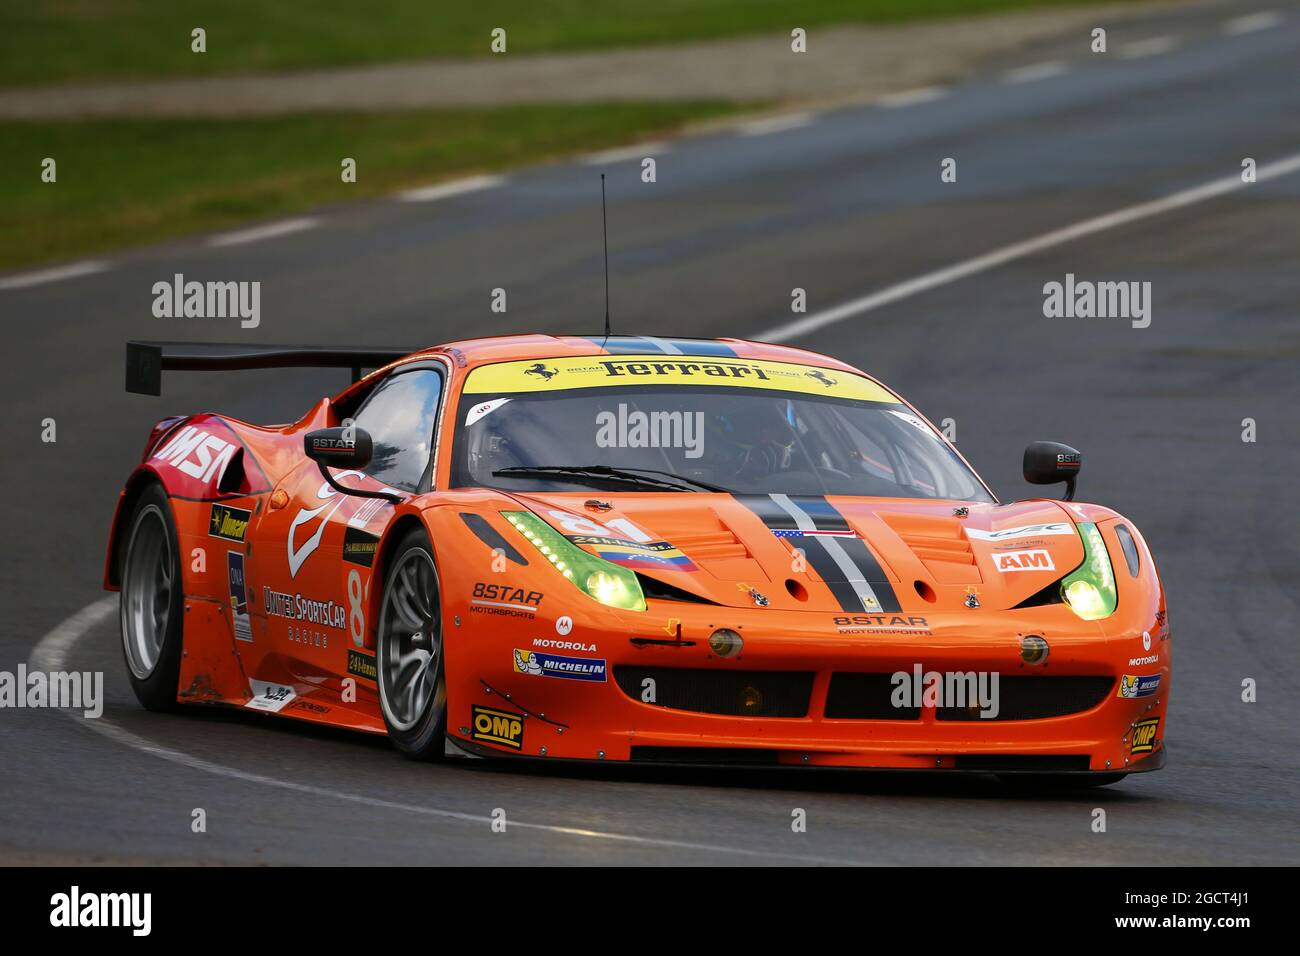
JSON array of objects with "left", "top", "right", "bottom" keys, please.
[{"left": 376, "top": 528, "right": 447, "bottom": 759}]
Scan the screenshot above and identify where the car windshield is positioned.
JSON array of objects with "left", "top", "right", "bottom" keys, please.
[{"left": 451, "top": 356, "right": 992, "bottom": 501}]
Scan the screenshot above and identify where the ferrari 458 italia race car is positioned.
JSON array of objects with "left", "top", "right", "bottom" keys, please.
[{"left": 106, "top": 334, "right": 1168, "bottom": 785}]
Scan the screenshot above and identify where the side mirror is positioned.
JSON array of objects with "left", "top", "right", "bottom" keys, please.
[
  {"left": 305, "top": 426, "right": 372, "bottom": 469},
  {"left": 303, "top": 427, "right": 400, "bottom": 502},
  {"left": 1023, "top": 441, "right": 1081, "bottom": 501}
]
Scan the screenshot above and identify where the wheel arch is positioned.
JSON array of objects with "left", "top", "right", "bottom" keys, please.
[{"left": 104, "top": 466, "right": 168, "bottom": 589}]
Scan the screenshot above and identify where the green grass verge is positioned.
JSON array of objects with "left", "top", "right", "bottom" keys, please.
[
  {"left": 4, "top": 1, "right": 1141, "bottom": 87},
  {"left": 0, "top": 101, "right": 749, "bottom": 270}
]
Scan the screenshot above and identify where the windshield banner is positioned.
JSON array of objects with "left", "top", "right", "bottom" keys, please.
[{"left": 462, "top": 355, "right": 896, "bottom": 402}]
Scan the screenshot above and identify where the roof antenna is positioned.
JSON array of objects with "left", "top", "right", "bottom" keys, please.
[{"left": 600, "top": 173, "right": 611, "bottom": 345}]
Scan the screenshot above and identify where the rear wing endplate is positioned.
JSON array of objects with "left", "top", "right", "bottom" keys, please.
[{"left": 126, "top": 341, "right": 415, "bottom": 395}]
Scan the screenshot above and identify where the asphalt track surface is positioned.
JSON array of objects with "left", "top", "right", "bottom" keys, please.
[{"left": 2, "top": 3, "right": 1299, "bottom": 865}]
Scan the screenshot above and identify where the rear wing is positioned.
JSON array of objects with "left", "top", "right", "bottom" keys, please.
[{"left": 126, "top": 341, "right": 416, "bottom": 395}]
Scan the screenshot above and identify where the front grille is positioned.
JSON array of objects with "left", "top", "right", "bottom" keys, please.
[
  {"left": 825, "top": 673, "right": 1113, "bottom": 721},
  {"left": 936, "top": 676, "right": 1113, "bottom": 721},
  {"left": 613, "top": 667, "right": 813, "bottom": 717},
  {"left": 825, "top": 673, "right": 919, "bottom": 720}
]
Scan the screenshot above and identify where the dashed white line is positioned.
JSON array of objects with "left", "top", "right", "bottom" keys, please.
[
  {"left": 579, "top": 142, "right": 670, "bottom": 166},
  {"left": 735, "top": 112, "right": 815, "bottom": 137},
  {"left": 876, "top": 86, "right": 949, "bottom": 108},
  {"left": 0, "top": 260, "right": 108, "bottom": 291},
  {"left": 1002, "top": 61, "right": 1069, "bottom": 84},
  {"left": 755, "top": 151, "right": 1300, "bottom": 343},
  {"left": 1117, "top": 35, "right": 1180, "bottom": 59},
  {"left": 1223, "top": 11, "right": 1282, "bottom": 35},
  {"left": 32, "top": 597, "right": 857, "bottom": 865},
  {"left": 398, "top": 173, "right": 506, "bottom": 203},
  {"left": 208, "top": 217, "right": 320, "bottom": 247}
]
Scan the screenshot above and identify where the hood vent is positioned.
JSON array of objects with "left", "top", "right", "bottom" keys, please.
[{"left": 879, "top": 512, "right": 979, "bottom": 585}]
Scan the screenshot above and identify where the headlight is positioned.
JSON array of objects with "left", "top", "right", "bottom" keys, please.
[
  {"left": 503, "top": 511, "right": 646, "bottom": 611},
  {"left": 1060, "top": 522, "right": 1117, "bottom": 621}
]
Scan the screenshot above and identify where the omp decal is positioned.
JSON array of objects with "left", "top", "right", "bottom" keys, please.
[
  {"left": 741, "top": 494, "right": 900, "bottom": 613},
  {"left": 347, "top": 648, "right": 377, "bottom": 683},
  {"left": 471, "top": 704, "right": 524, "bottom": 749},
  {"left": 993, "top": 549, "right": 1055, "bottom": 573},
  {"left": 246, "top": 679, "right": 296, "bottom": 713},
  {"left": 209, "top": 503, "right": 251, "bottom": 542},
  {"left": 227, "top": 552, "right": 253, "bottom": 643},
  {"left": 1118, "top": 674, "right": 1161, "bottom": 699},
  {"left": 1131, "top": 717, "right": 1160, "bottom": 754},
  {"left": 462, "top": 354, "right": 895, "bottom": 402},
  {"left": 459, "top": 513, "right": 527, "bottom": 565},
  {"left": 582, "top": 335, "right": 739, "bottom": 357},
  {"left": 513, "top": 649, "right": 608, "bottom": 682},
  {"left": 965, "top": 522, "right": 1075, "bottom": 542}
]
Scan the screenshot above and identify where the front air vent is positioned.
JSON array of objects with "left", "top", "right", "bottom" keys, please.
[
  {"left": 614, "top": 667, "right": 812, "bottom": 717},
  {"left": 825, "top": 672, "right": 919, "bottom": 720},
  {"left": 936, "top": 675, "right": 1113, "bottom": 721},
  {"left": 635, "top": 573, "right": 719, "bottom": 605}
]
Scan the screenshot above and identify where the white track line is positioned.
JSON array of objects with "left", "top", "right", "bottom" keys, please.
[
  {"left": 756, "top": 151, "right": 1300, "bottom": 343},
  {"left": 735, "top": 112, "right": 815, "bottom": 137},
  {"left": 31, "top": 597, "right": 856, "bottom": 865},
  {"left": 208, "top": 217, "right": 320, "bottom": 247},
  {"left": 1223, "top": 11, "right": 1282, "bottom": 35},
  {"left": 398, "top": 174, "right": 506, "bottom": 203},
  {"left": 1003, "top": 61, "right": 1069, "bottom": 84},
  {"left": 0, "top": 260, "right": 108, "bottom": 291},
  {"left": 1117, "top": 35, "right": 1180, "bottom": 59},
  {"left": 580, "top": 142, "right": 670, "bottom": 166},
  {"left": 876, "top": 86, "right": 948, "bottom": 108}
]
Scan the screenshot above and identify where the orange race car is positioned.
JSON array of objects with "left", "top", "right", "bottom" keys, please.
[{"left": 105, "top": 334, "right": 1168, "bottom": 786}]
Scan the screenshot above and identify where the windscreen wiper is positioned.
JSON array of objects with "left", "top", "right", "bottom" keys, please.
[{"left": 491, "top": 465, "right": 731, "bottom": 494}]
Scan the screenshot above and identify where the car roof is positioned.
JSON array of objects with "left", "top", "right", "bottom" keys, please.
[{"left": 415, "top": 333, "right": 866, "bottom": 373}]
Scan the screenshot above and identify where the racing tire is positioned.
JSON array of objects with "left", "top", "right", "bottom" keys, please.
[
  {"left": 376, "top": 527, "right": 447, "bottom": 760},
  {"left": 996, "top": 772, "right": 1128, "bottom": 790},
  {"left": 119, "top": 483, "right": 185, "bottom": 711}
]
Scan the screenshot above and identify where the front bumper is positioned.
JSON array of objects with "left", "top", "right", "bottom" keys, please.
[{"left": 445, "top": 602, "right": 1169, "bottom": 774}]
